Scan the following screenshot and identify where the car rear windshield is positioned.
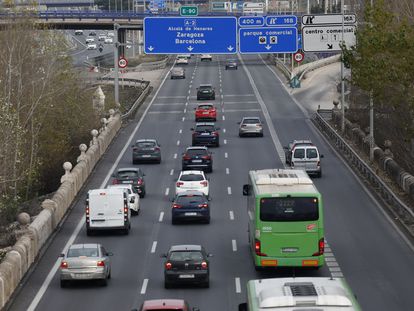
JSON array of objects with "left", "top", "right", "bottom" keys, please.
[
  {"left": 176, "top": 195, "right": 205, "bottom": 204},
  {"left": 67, "top": 247, "right": 99, "bottom": 257},
  {"left": 243, "top": 118, "right": 260, "bottom": 124},
  {"left": 307, "top": 148, "right": 318, "bottom": 159},
  {"left": 186, "top": 149, "right": 208, "bottom": 156},
  {"left": 169, "top": 251, "right": 203, "bottom": 261},
  {"left": 293, "top": 148, "right": 305, "bottom": 158},
  {"left": 117, "top": 171, "right": 138, "bottom": 178},
  {"left": 260, "top": 197, "right": 319, "bottom": 221},
  {"left": 195, "top": 125, "right": 214, "bottom": 132},
  {"left": 198, "top": 105, "right": 213, "bottom": 109},
  {"left": 199, "top": 85, "right": 211, "bottom": 90},
  {"left": 136, "top": 141, "right": 156, "bottom": 148},
  {"left": 180, "top": 174, "right": 204, "bottom": 181}
]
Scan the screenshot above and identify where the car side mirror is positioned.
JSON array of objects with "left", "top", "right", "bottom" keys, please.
[
  {"left": 131, "top": 309, "right": 138, "bottom": 311},
  {"left": 59, "top": 253, "right": 65, "bottom": 258},
  {"left": 283, "top": 146, "right": 288, "bottom": 150},
  {"left": 238, "top": 303, "right": 247, "bottom": 311},
  {"left": 208, "top": 197, "right": 211, "bottom": 201},
  {"left": 320, "top": 154, "right": 324, "bottom": 158},
  {"left": 106, "top": 252, "right": 113, "bottom": 256},
  {"left": 160, "top": 253, "right": 167, "bottom": 258},
  {"left": 131, "top": 144, "right": 134, "bottom": 148},
  {"left": 170, "top": 197, "right": 175, "bottom": 202},
  {"left": 237, "top": 121, "right": 241, "bottom": 124},
  {"left": 243, "top": 184, "right": 250, "bottom": 196}
]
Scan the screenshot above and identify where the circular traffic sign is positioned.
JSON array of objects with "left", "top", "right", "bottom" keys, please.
[
  {"left": 118, "top": 57, "right": 128, "bottom": 68},
  {"left": 293, "top": 51, "right": 304, "bottom": 63}
]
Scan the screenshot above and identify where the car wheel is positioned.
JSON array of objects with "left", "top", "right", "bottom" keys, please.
[
  {"left": 108, "top": 270, "right": 111, "bottom": 279},
  {"left": 259, "top": 133, "right": 264, "bottom": 137},
  {"left": 235, "top": 66, "right": 238, "bottom": 70},
  {"left": 204, "top": 217, "right": 210, "bottom": 224},
  {"left": 132, "top": 209, "right": 139, "bottom": 216},
  {"left": 86, "top": 229, "right": 94, "bottom": 236},
  {"left": 207, "top": 166, "right": 213, "bottom": 173},
  {"left": 123, "top": 226, "right": 130, "bottom": 235},
  {"left": 132, "top": 159, "right": 137, "bottom": 165},
  {"left": 172, "top": 218, "right": 178, "bottom": 225},
  {"left": 316, "top": 171, "right": 322, "bottom": 178},
  {"left": 100, "top": 278, "right": 108, "bottom": 286},
  {"left": 60, "top": 280, "right": 69, "bottom": 288},
  {"left": 202, "top": 280, "right": 210, "bottom": 288},
  {"left": 164, "top": 281, "right": 172, "bottom": 289},
  {"left": 239, "top": 133, "right": 243, "bottom": 137},
  {"left": 225, "top": 67, "right": 228, "bottom": 70},
  {"left": 216, "top": 142, "right": 220, "bottom": 147},
  {"left": 157, "top": 158, "right": 161, "bottom": 164},
  {"left": 197, "top": 97, "right": 200, "bottom": 100}
]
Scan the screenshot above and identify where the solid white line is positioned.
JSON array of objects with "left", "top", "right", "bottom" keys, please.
[
  {"left": 227, "top": 187, "right": 232, "bottom": 195},
  {"left": 140, "top": 279, "right": 149, "bottom": 294},
  {"left": 232, "top": 239, "right": 237, "bottom": 252},
  {"left": 239, "top": 55, "right": 286, "bottom": 164},
  {"left": 224, "top": 94, "right": 255, "bottom": 97},
  {"left": 157, "top": 96, "right": 186, "bottom": 99},
  {"left": 226, "top": 168, "right": 229, "bottom": 175},
  {"left": 165, "top": 188, "right": 170, "bottom": 196},
  {"left": 223, "top": 128, "right": 226, "bottom": 133},
  {"left": 225, "top": 152, "right": 228, "bottom": 158},
  {"left": 152, "top": 102, "right": 184, "bottom": 106},
  {"left": 174, "top": 153, "right": 177, "bottom": 159},
  {"left": 26, "top": 53, "right": 176, "bottom": 311},
  {"left": 170, "top": 169, "right": 174, "bottom": 176},
  {"left": 223, "top": 101, "right": 258, "bottom": 104},
  {"left": 224, "top": 139, "right": 227, "bottom": 145},
  {"left": 159, "top": 212, "right": 164, "bottom": 222},
  {"left": 222, "top": 115, "right": 226, "bottom": 120},
  {"left": 151, "top": 241, "right": 157, "bottom": 253},
  {"left": 179, "top": 129, "right": 182, "bottom": 134},
  {"left": 148, "top": 111, "right": 183, "bottom": 114},
  {"left": 177, "top": 140, "right": 180, "bottom": 146},
  {"left": 229, "top": 211, "right": 234, "bottom": 220},
  {"left": 235, "top": 277, "right": 241, "bottom": 293}
]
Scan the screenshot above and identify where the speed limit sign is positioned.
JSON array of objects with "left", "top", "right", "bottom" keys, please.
[
  {"left": 118, "top": 57, "right": 128, "bottom": 68},
  {"left": 293, "top": 51, "right": 304, "bottom": 63}
]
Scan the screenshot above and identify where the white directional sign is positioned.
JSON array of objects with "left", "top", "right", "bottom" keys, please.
[
  {"left": 302, "top": 14, "right": 356, "bottom": 25},
  {"left": 302, "top": 25, "right": 356, "bottom": 52}
]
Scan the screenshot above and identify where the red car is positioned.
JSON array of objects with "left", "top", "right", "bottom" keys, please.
[
  {"left": 195, "top": 103, "right": 217, "bottom": 122},
  {"left": 132, "top": 299, "right": 199, "bottom": 311}
]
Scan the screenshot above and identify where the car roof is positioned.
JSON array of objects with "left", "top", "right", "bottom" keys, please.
[
  {"left": 136, "top": 139, "right": 157, "bottom": 143},
  {"left": 186, "top": 146, "right": 208, "bottom": 150},
  {"left": 116, "top": 167, "right": 140, "bottom": 172},
  {"left": 180, "top": 170, "right": 204, "bottom": 175},
  {"left": 242, "top": 116, "right": 260, "bottom": 120},
  {"left": 195, "top": 122, "right": 215, "bottom": 126},
  {"left": 176, "top": 190, "right": 205, "bottom": 197},
  {"left": 69, "top": 243, "right": 100, "bottom": 249},
  {"left": 107, "top": 184, "right": 133, "bottom": 190},
  {"left": 199, "top": 84, "right": 212, "bottom": 87},
  {"left": 142, "top": 299, "right": 186, "bottom": 309},
  {"left": 170, "top": 245, "right": 202, "bottom": 252}
]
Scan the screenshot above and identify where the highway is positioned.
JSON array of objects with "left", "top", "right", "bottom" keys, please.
[{"left": 8, "top": 55, "right": 414, "bottom": 311}]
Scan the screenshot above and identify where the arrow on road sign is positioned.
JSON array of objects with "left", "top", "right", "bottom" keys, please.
[
  {"left": 148, "top": 46, "right": 154, "bottom": 51},
  {"left": 187, "top": 46, "right": 194, "bottom": 52},
  {"left": 327, "top": 44, "right": 333, "bottom": 49},
  {"left": 265, "top": 45, "right": 271, "bottom": 50},
  {"left": 227, "top": 45, "right": 234, "bottom": 51}
]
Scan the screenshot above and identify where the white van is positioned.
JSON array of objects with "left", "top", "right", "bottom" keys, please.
[{"left": 86, "top": 188, "right": 131, "bottom": 235}]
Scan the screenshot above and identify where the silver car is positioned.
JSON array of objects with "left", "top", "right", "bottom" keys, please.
[
  {"left": 171, "top": 67, "right": 185, "bottom": 79},
  {"left": 238, "top": 117, "right": 264, "bottom": 137},
  {"left": 59, "top": 243, "right": 112, "bottom": 287}
]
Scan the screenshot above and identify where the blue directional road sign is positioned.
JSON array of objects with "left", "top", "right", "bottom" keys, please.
[
  {"left": 144, "top": 17, "right": 237, "bottom": 54},
  {"left": 239, "top": 16, "right": 264, "bottom": 27},
  {"left": 239, "top": 27, "right": 298, "bottom": 54},
  {"left": 265, "top": 15, "right": 297, "bottom": 26}
]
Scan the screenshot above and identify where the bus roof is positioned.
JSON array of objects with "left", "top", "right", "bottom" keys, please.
[
  {"left": 247, "top": 277, "right": 361, "bottom": 310},
  {"left": 249, "top": 169, "right": 319, "bottom": 196}
]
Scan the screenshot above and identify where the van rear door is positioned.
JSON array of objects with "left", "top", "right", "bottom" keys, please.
[{"left": 89, "top": 189, "right": 125, "bottom": 228}]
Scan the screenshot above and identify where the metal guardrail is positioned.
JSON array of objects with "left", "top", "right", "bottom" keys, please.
[{"left": 312, "top": 111, "right": 414, "bottom": 233}]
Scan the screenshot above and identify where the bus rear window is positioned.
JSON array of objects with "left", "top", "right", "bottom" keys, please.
[{"left": 260, "top": 197, "right": 319, "bottom": 221}]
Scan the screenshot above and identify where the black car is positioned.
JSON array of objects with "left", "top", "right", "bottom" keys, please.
[
  {"left": 182, "top": 147, "right": 213, "bottom": 173},
  {"left": 171, "top": 191, "right": 210, "bottom": 224},
  {"left": 111, "top": 167, "right": 146, "bottom": 197},
  {"left": 162, "top": 245, "right": 212, "bottom": 288},
  {"left": 89, "top": 31, "right": 97, "bottom": 36},
  {"left": 191, "top": 123, "right": 220, "bottom": 147},
  {"left": 225, "top": 59, "right": 238, "bottom": 70},
  {"left": 132, "top": 139, "right": 161, "bottom": 164},
  {"left": 196, "top": 84, "right": 215, "bottom": 100}
]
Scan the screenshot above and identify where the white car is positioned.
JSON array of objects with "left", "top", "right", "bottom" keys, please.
[
  {"left": 201, "top": 54, "right": 213, "bottom": 61},
  {"left": 107, "top": 32, "right": 115, "bottom": 37},
  {"left": 98, "top": 35, "right": 106, "bottom": 41},
  {"left": 107, "top": 184, "right": 140, "bottom": 215},
  {"left": 85, "top": 37, "right": 95, "bottom": 43},
  {"left": 104, "top": 37, "right": 113, "bottom": 44},
  {"left": 176, "top": 55, "right": 189, "bottom": 65},
  {"left": 87, "top": 43, "right": 97, "bottom": 50},
  {"left": 175, "top": 170, "right": 209, "bottom": 197}
]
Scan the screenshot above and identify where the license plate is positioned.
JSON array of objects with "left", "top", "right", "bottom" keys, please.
[
  {"left": 185, "top": 212, "right": 197, "bottom": 216},
  {"left": 141, "top": 155, "right": 151, "bottom": 158},
  {"left": 201, "top": 133, "right": 210, "bottom": 136},
  {"left": 122, "top": 180, "right": 133, "bottom": 183},
  {"left": 203, "top": 112, "right": 209, "bottom": 115},
  {"left": 282, "top": 247, "right": 298, "bottom": 253},
  {"left": 179, "top": 274, "right": 195, "bottom": 279},
  {"left": 192, "top": 160, "right": 202, "bottom": 163},
  {"left": 73, "top": 273, "right": 91, "bottom": 279}
]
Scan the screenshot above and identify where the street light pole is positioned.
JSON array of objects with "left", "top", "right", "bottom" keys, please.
[
  {"left": 369, "top": 0, "right": 375, "bottom": 160},
  {"left": 340, "top": 0, "right": 345, "bottom": 132},
  {"left": 114, "top": 23, "right": 120, "bottom": 107}
]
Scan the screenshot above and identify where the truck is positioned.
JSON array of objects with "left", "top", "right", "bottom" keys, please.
[{"left": 86, "top": 188, "right": 132, "bottom": 235}]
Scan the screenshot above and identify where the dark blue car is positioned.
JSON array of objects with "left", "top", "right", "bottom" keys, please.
[{"left": 171, "top": 191, "right": 210, "bottom": 224}]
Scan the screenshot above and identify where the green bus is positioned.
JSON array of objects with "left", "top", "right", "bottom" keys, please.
[
  {"left": 242, "top": 169, "right": 324, "bottom": 269},
  {"left": 239, "top": 277, "right": 362, "bottom": 311}
]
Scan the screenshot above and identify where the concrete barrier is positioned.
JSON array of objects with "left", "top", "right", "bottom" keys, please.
[{"left": 0, "top": 112, "right": 122, "bottom": 309}]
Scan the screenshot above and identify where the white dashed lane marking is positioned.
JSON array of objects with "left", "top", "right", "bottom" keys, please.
[
  {"left": 170, "top": 169, "right": 174, "bottom": 176},
  {"left": 182, "top": 116, "right": 186, "bottom": 121},
  {"left": 176, "top": 140, "right": 180, "bottom": 146},
  {"left": 227, "top": 187, "right": 232, "bottom": 195},
  {"left": 165, "top": 188, "right": 170, "bottom": 196},
  {"left": 173, "top": 153, "right": 177, "bottom": 159},
  {"left": 159, "top": 212, "right": 164, "bottom": 222},
  {"left": 140, "top": 279, "right": 149, "bottom": 294},
  {"left": 224, "top": 139, "right": 227, "bottom": 145},
  {"left": 223, "top": 128, "right": 226, "bottom": 133},
  {"left": 225, "top": 152, "right": 228, "bottom": 158},
  {"left": 222, "top": 115, "right": 226, "bottom": 121},
  {"left": 232, "top": 239, "right": 237, "bottom": 252},
  {"left": 235, "top": 277, "right": 241, "bottom": 293},
  {"left": 184, "top": 108, "right": 187, "bottom": 113},
  {"left": 229, "top": 211, "right": 234, "bottom": 220},
  {"left": 151, "top": 241, "right": 157, "bottom": 253},
  {"left": 226, "top": 168, "right": 229, "bottom": 175},
  {"left": 179, "top": 129, "right": 182, "bottom": 134}
]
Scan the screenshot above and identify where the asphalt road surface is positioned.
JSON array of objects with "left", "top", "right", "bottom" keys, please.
[{"left": 8, "top": 55, "right": 414, "bottom": 311}]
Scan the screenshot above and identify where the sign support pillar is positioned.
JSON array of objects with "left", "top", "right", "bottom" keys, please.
[
  {"left": 114, "top": 23, "right": 120, "bottom": 109},
  {"left": 340, "top": 2, "right": 345, "bottom": 133}
]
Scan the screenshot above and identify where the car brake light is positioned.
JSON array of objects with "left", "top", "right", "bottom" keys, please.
[
  {"left": 97, "top": 261, "right": 105, "bottom": 267},
  {"left": 200, "top": 181, "right": 208, "bottom": 187},
  {"left": 198, "top": 203, "right": 208, "bottom": 208},
  {"left": 165, "top": 262, "right": 172, "bottom": 270},
  {"left": 112, "top": 179, "right": 119, "bottom": 184},
  {"left": 85, "top": 207, "right": 89, "bottom": 215},
  {"left": 183, "top": 155, "right": 191, "bottom": 160},
  {"left": 176, "top": 181, "right": 184, "bottom": 187},
  {"left": 201, "top": 155, "right": 211, "bottom": 160},
  {"left": 313, "top": 238, "right": 325, "bottom": 256},
  {"left": 137, "top": 179, "right": 143, "bottom": 185},
  {"left": 124, "top": 207, "right": 128, "bottom": 213},
  {"left": 172, "top": 203, "right": 182, "bottom": 209},
  {"left": 256, "top": 124, "right": 262, "bottom": 127},
  {"left": 60, "top": 261, "right": 68, "bottom": 269},
  {"left": 155, "top": 147, "right": 160, "bottom": 151},
  {"left": 133, "top": 147, "right": 138, "bottom": 151},
  {"left": 255, "top": 239, "right": 267, "bottom": 256},
  {"left": 201, "top": 261, "right": 208, "bottom": 269},
  {"left": 317, "top": 161, "right": 321, "bottom": 167},
  {"left": 212, "top": 131, "right": 218, "bottom": 136}
]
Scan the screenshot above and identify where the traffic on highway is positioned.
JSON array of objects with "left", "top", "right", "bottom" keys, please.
[{"left": 7, "top": 51, "right": 414, "bottom": 311}]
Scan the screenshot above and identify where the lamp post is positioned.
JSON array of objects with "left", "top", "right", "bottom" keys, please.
[
  {"left": 369, "top": 0, "right": 375, "bottom": 160},
  {"left": 340, "top": 0, "right": 345, "bottom": 132}
]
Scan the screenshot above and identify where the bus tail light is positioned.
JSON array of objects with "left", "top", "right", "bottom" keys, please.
[
  {"left": 313, "top": 238, "right": 325, "bottom": 256},
  {"left": 255, "top": 239, "right": 267, "bottom": 257}
]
